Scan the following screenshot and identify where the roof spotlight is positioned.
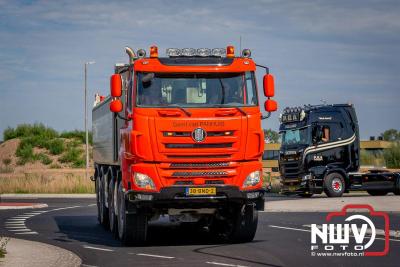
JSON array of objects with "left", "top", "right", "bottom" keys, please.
[
  {"left": 137, "top": 49, "right": 146, "bottom": 58},
  {"left": 242, "top": 49, "right": 251, "bottom": 58}
]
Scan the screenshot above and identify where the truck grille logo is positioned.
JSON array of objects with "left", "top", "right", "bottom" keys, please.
[{"left": 192, "top": 128, "right": 207, "bottom": 142}]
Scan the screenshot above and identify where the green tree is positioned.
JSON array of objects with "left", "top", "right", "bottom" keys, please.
[
  {"left": 380, "top": 129, "right": 400, "bottom": 141},
  {"left": 383, "top": 142, "right": 400, "bottom": 168},
  {"left": 264, "top": 129, "right": 279, "bottom": 143}
]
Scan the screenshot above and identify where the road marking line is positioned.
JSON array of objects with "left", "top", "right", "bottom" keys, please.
[
  {"left": 9, "top": 229, "right": 31, "bottom": 232},
  {"left": 135, "top": 253, "right": 175, "bottom": 259},
  {"left": 81, "top": 264, "right": 99, "bottom": 267},
  {"left": 83, "top": 245, "right": 114, "bottom": 252},
  {"left": 5, "top": 222, "right": 25, "bottom": 224},
  {"left": 6, "top": 218, "right": 26, "bottom": 221},
  {"left": 51, "top": 206, "right": 81, "bottom": 211},
  {"left": 5, "top": 226, "right": 27, "bottom": 229},
  {"left": 15, "top": 216, "right": 33, "bottom": 218},
  {"left": 15, "top": 231, "right": 38, "bottom": 235},
  {"left": 88, "top": 204, "right": 96, "bottom": 207},
  {"left": 205, "top": 262, "right": 248, "bottom": 267},
  {"left": 269, "top": 225, "right": 400, "bottom": 242}
]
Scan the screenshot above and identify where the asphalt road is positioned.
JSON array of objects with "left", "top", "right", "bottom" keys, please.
[{"left": 0, "top": 195, "right": 399, "bottom": 267}]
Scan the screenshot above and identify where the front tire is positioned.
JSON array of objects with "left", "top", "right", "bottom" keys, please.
[
  {"left": 324, "top": 172, "right": 345, "bottom": 197},
  {"left": 117, "top": 182, "right": 148, "bottom": 246},
  {"left": 229, "top": 205, "right": 258, "bottom": 243}
]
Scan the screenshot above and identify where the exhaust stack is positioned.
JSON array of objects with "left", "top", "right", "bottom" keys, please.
[{"left": 125, "top": 46, "right": 137, "bottom": 64}]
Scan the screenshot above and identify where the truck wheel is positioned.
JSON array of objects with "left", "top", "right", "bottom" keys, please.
[
  {"left": 117, "top": 182, "right": 148, "bottom": 245},
  {"left": 367, "top": 190, "right": 389, "bottom": 196},
  {"left": 394, "top": 176, "right": 400, "bottom": 195},
  {"left": 324, "top": 172, "right": 345, "bottom": 197},
  {"left": 108, "top": 178, "right": 118, "bottom": 235},
  {"left": 229, "top": 205, "right": 258, "bottom": 243},
  {"left": 99, "top": 172, "right": 109, "bottom": 228},
  {"left": 95, "top": 176, "right": 101, "bottom": 223},
  {"left": 299, "top": 193, "right": 313, "bottom": 198}
]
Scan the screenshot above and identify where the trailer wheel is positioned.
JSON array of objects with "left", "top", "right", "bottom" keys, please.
[
  {"left": 117, "top": 182, "right": 148, "bottom": 245},
  {"left": 99, "top": 172, "right": 109, "bottom": 228},
  {"left": 367, "top": 190, "right": 389, "bottom": 196},
  {"left": 108, "top": 177, "right": 118, "bottom": 235},
  {"left": 324, "top": 172, "right": 345, "bottom": 197},
  {"left": 229, "top": 205, "right": 258, "bottom": 243}
]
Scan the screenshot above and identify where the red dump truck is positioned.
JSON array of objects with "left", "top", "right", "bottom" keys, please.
[{"left": 92, "top": 45, "right": 277, "bottom": 245}]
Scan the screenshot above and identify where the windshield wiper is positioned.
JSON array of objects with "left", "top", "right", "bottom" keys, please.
[
  {"left": 210, "top": 104, "right": 247, "bottom": 116},
  {"left": 167, "top": 104, "right": 192, "bottom": 117}
]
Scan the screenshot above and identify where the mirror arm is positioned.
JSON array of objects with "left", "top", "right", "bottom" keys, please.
[
  {"left": 116, "top": 113, "right": 131, "bottom": 121},
  {"left": 261, "top": 112, "right": 271, "bottom": 120},
  {"left": 256, "top": 64, "right": 269, "bottom": 74}
]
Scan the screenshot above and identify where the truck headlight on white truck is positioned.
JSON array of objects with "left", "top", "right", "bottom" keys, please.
[
  {"left": 243, "top": 170, "right": 261, "bottom": 188},
  {"left": 134, "top": 172, "right": 156, "bottom": 190}
]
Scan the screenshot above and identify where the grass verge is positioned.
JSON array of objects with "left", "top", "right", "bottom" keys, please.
[
  {"left": 0, "top": 237, "right": 9, "bottom": 258},
  {"left": 0, "top": 173, "right": 94, "bottom": 194}
]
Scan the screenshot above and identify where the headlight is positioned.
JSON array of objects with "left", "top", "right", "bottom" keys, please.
[
  {"left": 243, "top": 170, "right": 261, "bottom": 188},
  {"left": 134, "top": 172, "right": 156, "bottom": 190}
]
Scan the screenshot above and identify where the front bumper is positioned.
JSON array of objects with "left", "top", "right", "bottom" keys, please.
[
  {"left": 124, "top": 186, "right": 265, "bottom": 211},
  {"left": 280, "top": 175, "right": 323, "bottom": 195}
]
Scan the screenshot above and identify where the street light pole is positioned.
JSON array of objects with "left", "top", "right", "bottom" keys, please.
[{"left": 84, "top": 61, "right": 95, "bottom": 180}]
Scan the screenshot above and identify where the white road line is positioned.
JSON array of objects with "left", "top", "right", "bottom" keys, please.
[
  {"left": 51, "top": 206, "right": 81, "bottom": 212},
  {"left": 135, "top": 253, "right": 175, "bottom": 259},
  {"left": 15, "top": 231, "right": 38, "bottom": 235},
  {"left": 269, "top": 225, "right": 400, "bottom": 242},
  {"left": 83, "top": 245, "right": 114, "bottom": 252},
  {"left": 6, "top": 218, "right": 26, "bottom": 221},
  {"left": 5, "top": 226, "right": 27, "bottom": 229},
  {"left": 5, "top": 222, "right": 25, "bottom": 225},
  {"left": 9, "top": 229, "right": 31, "bottom": 232},
  {"left": 206, "top": 262, "right": 248, "bottom": 267},
  {"left": 88, "top": 204, "right": 96, "bottom": 207},
  {"left": 81, "top": 264, "right": 99, "bottom": 267}
]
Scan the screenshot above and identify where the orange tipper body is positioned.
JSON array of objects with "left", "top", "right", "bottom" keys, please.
[{"left": 92, "top": 46, "right": 277, "bottom": 245}]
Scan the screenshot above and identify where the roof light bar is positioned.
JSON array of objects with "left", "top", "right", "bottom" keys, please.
[
  {"left": 166, "top": 48, "right": 228, "bottom": 57},
  {"left": 226, "top": 45, "right": 235, "bottom": 58},
  {"left": 150, "top": 45, "right": 158, "bottom": 58}
]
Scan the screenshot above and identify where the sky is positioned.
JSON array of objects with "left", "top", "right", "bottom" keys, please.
[{"left": 0, "top": 0, "right": 399, "bottom": 140}]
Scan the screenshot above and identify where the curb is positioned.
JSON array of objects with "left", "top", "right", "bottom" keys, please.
[
  {"left": 0, "top": 194, "right": 96, "bottom": 199},
  {"left": 1, "top": 237, "right": 81, "bottom": 267}
]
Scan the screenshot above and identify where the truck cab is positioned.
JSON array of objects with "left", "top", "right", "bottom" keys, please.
[
  {"left": 92, "top": 45, "right": 278, "bottom": 245},
  {"left": 279, "top": 104, "right": 360, "bottom": 197},
  {"left": 279, "top": 103, "right": 400, "bottom": 198}
]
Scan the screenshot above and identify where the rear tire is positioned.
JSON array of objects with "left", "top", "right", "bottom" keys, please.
[
  {"left": 367, "top": 190, "right": 389, "bottom": 196},
  {"left": 99, "top": 171, "right": 109, "bottom": 228},
  {"left": 117, "top": 182, "right": 148, "bottom": 246},
  {"left": 324, "top": 172, "right": 345, "bottom": 197},
  {"left": 108, "top": 177, "right": 118, "bottom": 235}
]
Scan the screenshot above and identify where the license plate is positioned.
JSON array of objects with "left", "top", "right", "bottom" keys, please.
[{"left": 186, "top": 187, "right": 216, "bottom": 196}]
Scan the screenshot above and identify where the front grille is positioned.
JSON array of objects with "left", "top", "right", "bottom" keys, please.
[
  {"left": 172, "top": 171, "right": 228, "bottom": 177},
  {"left": 280, "top": 160, "right": 302, "bottom": 178},
  {"left": 205, "top": 180, "right": 225, "bottom": 185},
  {"left": 163, "top": 131, "right": 233, "bottom": 137},
  {"left": 170, "top": 162, "right": 229, "bottom": 168},
  {"left": 167, "top": 154, "right": 231, "bottom": 159},
  {"left": 174, "top": 180, "right": 194, "bottom": 185},
  {"left": 165, "top": 143, "right": 232, "bottom": 149}
]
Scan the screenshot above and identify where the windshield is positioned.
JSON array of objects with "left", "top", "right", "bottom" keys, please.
[
  {"left": 280, "top": 127, "right": 310, "bottom": 146},
  {"left": 136, "top": 72, "right": 258, "bottom": 107}
]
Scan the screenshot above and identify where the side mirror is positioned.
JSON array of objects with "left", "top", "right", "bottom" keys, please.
[
  {"left": 110, "top": 99, "right": 123, "bottom": 113},
  {"left": 265, "top": 99, "right": 278, "bottom": 112},
  {"left": 263, "top": 74, "right": 275, "bottom": 97},
  {"left": 110, "top": 74, "right": 122, "bottom": 97}
]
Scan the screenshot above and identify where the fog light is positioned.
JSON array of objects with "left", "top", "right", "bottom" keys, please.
[
  {"left": 136, "top": 194, "right": 153, "bottom": 201},
  {"left": 246, "top": 192, "right": 259, "bottom": 199}
]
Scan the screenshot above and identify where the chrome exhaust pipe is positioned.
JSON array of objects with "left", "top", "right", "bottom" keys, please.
[{"left": 124, "top": 46, "right": 137, "bottom": 63}]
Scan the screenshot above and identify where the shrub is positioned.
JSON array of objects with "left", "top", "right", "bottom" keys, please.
[
  {"left": 46, "top": 139, "right": 65, "bottom": 155},
  {"left": 2, "top": 158, "right": 11, "bottom": 166},
  {"left": 50, "top": 163, "right": 62, "bottom": 169},
  {"left": 36, "top": 153, "right": 52, "bottom": 165},
  {"left": 59, "top": 147, "right": 85, "bottom": 168},
  {"left": 16, "top": 143, "right": 34, "bottom": 164},
  {"left": 3, "top": 123, "right": 58, "bottom": 141},
  {"left": 383, "top": 142, "right": 400, "bottom": 168},
  {"left": 60, "top": 130, "right": 92, "bottom": 145}
]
